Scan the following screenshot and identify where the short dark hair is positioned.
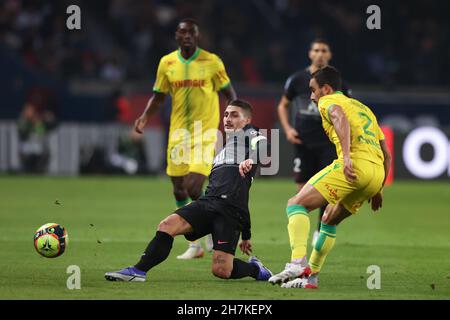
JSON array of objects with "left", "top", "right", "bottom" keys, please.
[
  {"left": 311, "top": 66, "right": 342, "bottom": 91},
  {"left": 310, "top": 38, "right": 331, "bottom": 49},
  {"left": 178, "top": 18, "right": 199, "bottom": 29},
  {"left": 229, "top": 99, "right": 253, "bottom": 117}
]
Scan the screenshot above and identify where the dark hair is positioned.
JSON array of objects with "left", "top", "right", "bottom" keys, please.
[
  {"left": 178, "top": 18, "right": 200, "bottom": 28},
  {"left": 311, "top": 66, "right": 342, "bottom": 91},
  {"left": 310, "top": 38, "right": 331, "bottom": 50},
  {"left": 229, "top": 99, "right": 253, "bottom": 116}
]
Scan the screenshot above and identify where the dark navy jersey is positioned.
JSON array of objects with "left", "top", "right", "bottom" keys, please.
[
  {"left": 284, "top": 68, "right": 351, "bottom": 146},
  {"left": 203, "top": 124, "right": 268, "bottom": 240}
]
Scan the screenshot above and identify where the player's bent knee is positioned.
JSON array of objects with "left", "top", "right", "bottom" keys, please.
[
  {"left": 287, "top": 195, "right": 310, "bottom": 209},
  {"left": 157, "top": 215, "right": 181, "bottom": 236},
  {"left": 157, "top": 218, "right": 172, "bottom": 233},
  {"left": 287, "top": 196, "right": 301, "bottom": 207},
  {"left": 211, "top": 265, "right": 232, "bottom": 279}
]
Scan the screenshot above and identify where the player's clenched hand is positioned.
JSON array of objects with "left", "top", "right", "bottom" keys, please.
[
  {"left": 369, "top": 192, "right": 383, "bottom": 211},
  {"left": 239, "top": 240, "right": 252, "bottom": 255},
  {"left": 134, "top": 115, "right": 148, "bottom": 134},
  {"left": 343, "top": 156, "right": 357, "bottom": 183},
  {"left": 239, "top": 159, "right": 254, "bottom": 177},
  {"left": 286, "top": 127, "right": 302, "bottom": 144}
]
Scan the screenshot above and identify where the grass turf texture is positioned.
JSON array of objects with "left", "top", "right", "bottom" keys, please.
[{"left": 0, "top": 176, "right": 448, "bottom": 300}]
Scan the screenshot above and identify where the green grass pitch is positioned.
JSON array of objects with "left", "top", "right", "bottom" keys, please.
[{"left": 0, "top": 176, "right": 448, "bottom": 300}]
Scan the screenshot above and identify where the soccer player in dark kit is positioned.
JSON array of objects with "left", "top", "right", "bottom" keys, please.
[
  {"left": 105, "top": 100, "right": 272, "bottom": 282},
  {"left": 277, "top": 39, "right": 351, "bottom": 247}
]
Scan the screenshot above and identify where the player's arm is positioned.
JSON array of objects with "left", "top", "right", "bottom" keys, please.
[
  {"left": 135, "top": 56, "right": 170, "bottom": 134},
  {"left": 277, "top": 95, "right": 301, "bottom": 144},
  {"left": 220, "top": 84, "right": 237, "bottom": 104},
  {"left": 328, "top": 104, "right": 357, "bottom": 182},
  {"left": 240, "top": 217, "right": 252, "bottom": 255},
  {"left": 239, "top": 233, "right": 252, "bottom": 255},
  {"left": 370, "top": 139, "right": 392, "bottom": 211},
  {"left": 380, "top": 139, "right": 392, "bottom": 187},
  {"left": 239, "top": 134, "right": 269, "bottom": 253},
  {"left": 134, "top": 92, "right": 166, "bottom": 134},
  {"left": 239, "top": 135, "right": 269, "bottom": 177},
  {"left": 213, "top": 55, "right": 236, "bottom": 104}
]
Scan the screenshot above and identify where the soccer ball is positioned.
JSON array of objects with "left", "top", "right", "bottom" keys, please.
[{"left": 34, "top": 223, "right": 68, "bottom": 258}]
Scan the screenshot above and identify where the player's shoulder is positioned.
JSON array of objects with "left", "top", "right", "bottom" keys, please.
[
  {"left": 318, "top": 93, "right": 340, "bottom": 109},
  {"left": 286, "top": 68, "right": 310, "bottom": 85},
  {"left": 159, "top": 50, "right": 178, "bottom": 65},
  {"left": 284, "top": 69, "right": 311, "bottom": 96},
  {"left": 348, "top": 96, "right": 375, "bottom": 113},
  {"left": 199, "top": 49, "right": 224, "bottom": 65}
]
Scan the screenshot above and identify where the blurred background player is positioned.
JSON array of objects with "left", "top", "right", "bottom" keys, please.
[
  {"left": 269, "top": 66, "right": 391, "bottom": 289},
  {"left": 134, "top": 18, "right": 237, "bottom": 259},
  {"left": 107, "top": 129, "right": 148, "bottom": 175},
  {"left": 277, "top": 39, "right": 350, "bottom": 246}
]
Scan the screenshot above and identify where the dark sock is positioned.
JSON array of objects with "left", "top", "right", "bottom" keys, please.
[
  {"left": 229, "top": 258, "right": 259, "bottom": 279},
  {"left": 134, "top": 231, "right": 174, "bottom": 272},
  {"left": 318, "top": 206, "right": 327, "bottom": 231}
]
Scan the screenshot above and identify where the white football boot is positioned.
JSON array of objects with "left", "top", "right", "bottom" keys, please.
[
  {"left": 282, "top": 273, "right": 318, "bottom": 289},
  {"left": 176, "top": 243, "right": 204, "bottom": 259},
  {"left": 205, "top": 234, "right": 214, "bottom": 253},
  {"left": 281, "top": 278, "right": 308, "bottom": 288},
  {"left": 268, "top": 262, "right": 309, "bottom": 285}
]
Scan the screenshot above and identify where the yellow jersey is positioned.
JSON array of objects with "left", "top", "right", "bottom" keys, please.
[
  {"left": 153, "top": 48, "right": 231, "bottom": 140},
  {"left": 317, "top": 91, "right": 385, "bottom": 166}
]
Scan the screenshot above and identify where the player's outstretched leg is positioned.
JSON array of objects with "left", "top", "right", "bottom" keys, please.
[
  {"left": 282, "top": 204, "right": 351, "bottom": 289},
  {"left": 268, "top": 203, "right": 311, "bottom": 285},
  {"left": 269, "top": 184, "right": 326, "bottom": 285},
  {"left": 105, "top": 214, "right": 192, "bottom": 282}
]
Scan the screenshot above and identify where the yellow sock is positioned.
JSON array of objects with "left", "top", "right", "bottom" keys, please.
[
  {"left": 286, "top": 205, "right": 310, "bottom": 261},
  {"left": 309, "top": 222, "right": 336, "bottom": 273}
]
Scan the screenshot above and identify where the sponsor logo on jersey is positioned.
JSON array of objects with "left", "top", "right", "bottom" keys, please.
[{"left": 171, "top": 79, "right": 206, "bottom": 88}]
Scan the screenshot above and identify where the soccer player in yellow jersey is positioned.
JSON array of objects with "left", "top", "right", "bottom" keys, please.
[
  {"left": 268, "top": 66, "right": 392, "bottom": 289},
  {"left": 134, "top": 18, "right": 236, "bottom": 259}
]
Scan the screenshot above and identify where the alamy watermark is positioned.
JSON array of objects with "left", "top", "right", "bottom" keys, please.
[
  {"left": 66, "top": 5, "right": 81, "bottom": 30},
  {"left": 366, "top": 265, "right": 381, "bottom": 289},
  {"left": 366, "top": 5, "right": 381, "bottom": 30},
  {"left": 66, "top": 265, "right": 81, "bottom": 290}
]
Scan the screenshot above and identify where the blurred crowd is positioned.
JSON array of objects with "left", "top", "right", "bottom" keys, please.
[
  {"left": 0, "top": 0, "right": 449, "bottom": 86},
  {"left": 17, "top": 87, "right": 57, "bottom": 173},
  {"left": 14, "top": 85, "right": 144, "bottom": 174}
]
